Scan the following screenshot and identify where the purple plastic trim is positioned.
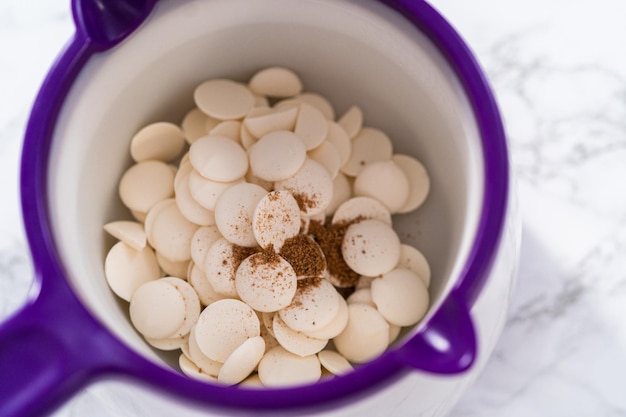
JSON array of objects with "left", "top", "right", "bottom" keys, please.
[{"left": 5, "top": 0, "right": 509, "bottom": 416}]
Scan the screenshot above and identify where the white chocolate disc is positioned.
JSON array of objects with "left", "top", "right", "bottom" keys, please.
[
  {"left": 274, "top": 158, "right": 333, "bottom": 216},
  {"left": 194, "top": 299, "right": 260, "bottom": 362},
  {"left": 262, "top": 312, "right": 276, "bottom": 338},
  {"left": 279, "top": 278, "right": 340, "bottom": 333},
  {"left": 147, "top": 199, "right": 198, "bottom": 262},
  {"left": 355, "top": 275, "right": 376, "bottom": 290},
  {"left": 318, "top": 350, "right": 354, "bottom": 376},
  {"left": 188, "top": 328, "right": 223, "bottom": 376},
  {"left": 240, "top": 373, "right": 264, "bottom": 388},
  {"left": 194, "top": 79, "right": 254, "bottom": 120},
  {"left": 337, "top": 105, "right": 363, "bottom": 139},
  {"left": 188, "top": 169, "right": 243, "bottom": 211},
  {"left": 331, "top": 196, "right": 391, "bottom": 226},
  {"left": 346, "top": 288, "right": 375, "bottom": 308},
  {"left": 341, "top": 127, "right": 393, "bottom": 177},
  {"left": 342, "top": 219, "right": 401, "bottom": 277},
  {"left": 236, "top": 252, "right": 297, "bottom": 312},
  {"left": 190, "top": 226, "right": 222, "bottom": 269},
  {"left": 144, "top": 199, "right": 173, "bottom": 246},
  {"left": 325, "top": 121, "right": 352, "bottom": 167},
  {"left": 188, "top": 262, "right": 228, "bottom": 306},
  {"left": 248, "top": 67, "right": 303, "bottom": 98},
  {"left": 119, "top": 160, "right": 175, "bottom": 213},
  {"left": 325, "top": 172, "right": 352, "bottom": 215},
  {"left": 389, "top": 323, "right": 402, "bottom": 344},
  {"left": 248, "top": 130, "right": 307, "bottom": 182},
  {"left": 353, "top": 160, "right": 410, "bottom": 214},
  {"left": 174, "top": 167, "right": 216, "bottom": 226},
  {"left": 297, "top": 93, "right": 335, "bottom": 121},
  {"left": 252, "top": 191, "right": 301, "bottom": 250},
  {"left": 174, "top": 153, "right": 192, "bottom": 189},
  {"left": 209, "top": 120, "right": 242, "bottom": 144},
  {"left": 258, "top": 346, "right": 321, "bottom": 387},
  {"left": 129, "top": 279, "right": 186, "bottom": 339},
  {"left": 398, "top": 244, "right": 431, "bottom": 287},
  {"left": 179, "top": 353, "right": 218, "bottom": 382},
  {"left": 272, "top": 314, "right": 327, "bottom": 357},
  {"left": 240, "top": 122, "right": 258, "bottom": 150},
  {"left": 181, "top": 108, "right": 212, "bottom": 144},
  {"left": 214, "top": 182, "right": 268, "bottom": 247},
  {"left": 104, "top": 242, "right": 160, "bottom": 302},
  {"left": 244, "top": 105, "right": 298, "bottom": 139},
  {"left": 205, "top": 237, "right": 257, "bottom": 298},
  {"left": 130, "top": 122, "right": 185, "bottom": 163},
  {"left": 294, "top": 103, "right": 328, "bottom": 150},
  {"left": 308, "top": 141, "right": 340, "bottom": 179},
  {"left": 103, "top": 221, "right": 146, "bottom": 251},
  {"left": 130, "top": 209, "right": 147, "bottom": 223},
  {"left": 218, "top": 336, "right": 266, "bottom": 385},
  {"left": 145, "top": 334, "right": 187, "bottom": 351},
  {"left": 161, "top": 277, "right": 201, "bottom": 337},
  {"left": 155, "top": 252, "right": 189, "bottom": 279},
  {"left": 371, "top": 268, "right": 429, "bottom": 327},
  {"left": 189, "top": 135, "right": 248, "bottom": 182},
  {"left": 302, "top": 293, "right": 348, "bottom": 340},
  {"left": 333, "top": 303, "right": 390, "bottom": 363},
  {"left": 392, "top": 154, "right": 430, "bottom": 213}
]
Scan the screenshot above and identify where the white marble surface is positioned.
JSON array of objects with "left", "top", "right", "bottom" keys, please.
[{"left": 1, "top": 0, "right": 626, "bottom": 416}]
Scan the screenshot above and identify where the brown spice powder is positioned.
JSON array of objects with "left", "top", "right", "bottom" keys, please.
[
  {"left": 292, "top": 192, "right": 318, "bottom": 213},
  {"left": 231, "top": 245, "right": 259, "bottom": 269},
  {"left": 279, "top": 234, "right": 326, "bottom": 278},
  {"left": 307, "top": 219, "right": 360, "bottom": 290}
]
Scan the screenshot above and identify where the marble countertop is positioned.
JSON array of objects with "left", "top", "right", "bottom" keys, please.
[{"left": 1, "top": 0, "right": 625, "bottom": 416}]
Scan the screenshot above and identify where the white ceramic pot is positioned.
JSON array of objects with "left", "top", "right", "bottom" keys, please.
[{"left": 0, "top": 1, "right": 519, "bottom": 416}]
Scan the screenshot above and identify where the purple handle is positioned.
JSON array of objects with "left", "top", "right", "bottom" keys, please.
[
  {"left": 0, "top": 278, "right": 132, "bottom": 417},
  {"left": 397, "top": 293, "right": 477, "bottom": 374},
  {"left": 72, "top": 0, "right": 157, "bottom": 50}
]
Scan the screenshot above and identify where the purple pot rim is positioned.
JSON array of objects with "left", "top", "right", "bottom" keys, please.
[{"left": 18, "top": 0, "right": 508, "bottom": 413}]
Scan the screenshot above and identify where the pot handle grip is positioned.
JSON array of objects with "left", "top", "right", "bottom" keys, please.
[
  {"left": 71, "top": 0, "right": 157, "bottom": 50},
  {"left": 397, "top": 293, "right": 477, "bottom": 374},
  {"left": 0, "top": 297, "right": 87, "bottom": 417},
  {"left": 0, "top": 284, "right": 130, "bottom": 417}
]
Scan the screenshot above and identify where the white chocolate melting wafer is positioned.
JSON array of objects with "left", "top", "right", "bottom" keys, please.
[
  {"left": 274, "top": 158, "right": 333, "bottom": 216},
  {"left": 214, "top": 182, "right": 267, "bottom": 247},
  {"left": 341, "top": 127, "right": 392, "bottom": 177},
  {"left": 398, "top": 244, "right": 431, "bottom": 287},
  {"left": 218, "top": 336, "right": 266, "bottom": 385},
  {"left": 392, "top": 154, "right": 430, "bottom": 213},
  {"left": 194, "top": 79, "right": 254, "bottom": 120},
  {"left": 272, "top": 314, "right": 327, "bottom": 357},
  {"left": 119, "top": 160, "right": 175, "bottom": 213},
  {"left": 279, "top": 278, "right": 339, "bottom": 333},
  {"left": 371, "top": 268, "right": 429, "bottom": 327},
  {"left": 248, "top": 130, "right": 307, "bottom": 182},
  {"left": 189, "top": 135, "right": 248, "bottom": 182},
  {"left": 104, "top": 221, "right": 146, "bottom": 251},
  {"left": 331, "top": 196, "right": 391, "bottom": 226},
  {"left": 194, "top": 299, "right": 260, "bottom": 363},
  {"left": 342, "top": 219, "right": 400, "bottom": 277},
  {"left": 257, "top": 346, "right": 321, "bottom": 387},
  {"left": 334, "top": 303, "right": 390, "bottom": 363},
  {"left": 252, "top": 190, "right": 301, "bottom": 250},
  {"left": 130, "top": 279, "right": 187, "bottom": 339},
  {"left": 318, "top": 350, "right": 354, "bottom": 376},
  {"left": 294, "top": 103, "right": 328, "bottom": 150},
  {"left": 235, "top": 252, "right": 297, "bottom": 312},
  {"left": 353, "top": 160, "right": 410, "bottom": 214},
  {"left": 130, "top": 122, "right": 185, "bottom": 163},
  {"left": 248, "top": 67, "right": 302, "bottom": 98},
  {"left": 105, "top": 242, "right": 160, "bottom": 302}
]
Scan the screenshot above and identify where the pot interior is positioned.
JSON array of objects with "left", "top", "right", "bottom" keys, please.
[{"left": 48, "top": 0, "right": 483, "bottom": 370}]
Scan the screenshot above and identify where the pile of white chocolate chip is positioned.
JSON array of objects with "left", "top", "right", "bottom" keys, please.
[{"left": 104, "top": 67, "right": 431, "bottom": 387}]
